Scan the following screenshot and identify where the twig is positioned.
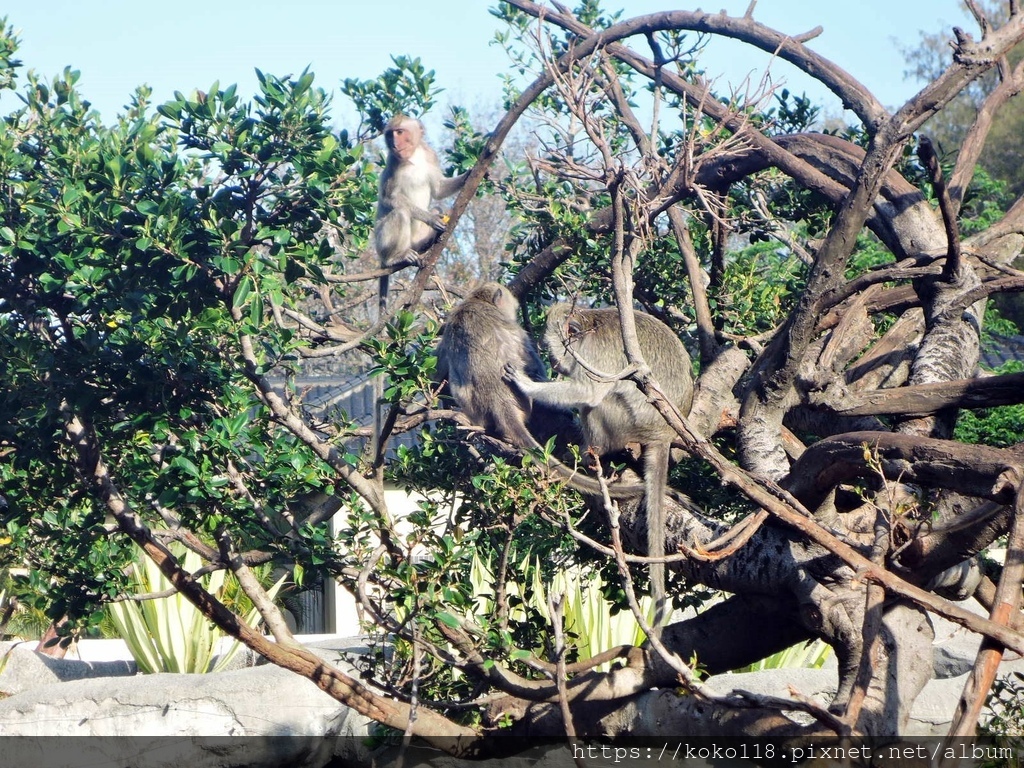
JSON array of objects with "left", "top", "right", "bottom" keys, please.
[
  {"left": 216, "top": 527, "right": 297, "bottom": 646},
  {"left": 667, "top": 206, "right": 718, "bottom": 364},
  {"left": 677, "top": 510, "right": 767, "bottom": 562},
  {"left": 550, "top": 593, "right": 585, "bottom": 767}
]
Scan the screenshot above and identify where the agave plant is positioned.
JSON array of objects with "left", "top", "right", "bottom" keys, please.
[
  {"left": 735, "top": 638, "right": 832, "bottom": 673},
  {"left": 470, "top": 553, "right": 650, "bottom": 668},
  {"left": 106, "top": 544, "right": 283, "bottom": 674}
]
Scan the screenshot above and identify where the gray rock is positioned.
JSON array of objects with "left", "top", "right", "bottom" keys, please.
[
  {"left": 709, "top": 657, "right": 1024, "bottom": 737},
  {"left": 211, "top": 635, "right": 375, "bottom": 670},
  {"left": 711, "top": 666, "right": 838, "bottom": 704},
  {"left": 929, "top": 599, "right": 987, "bottom": 678},
  {"left": 0, "top": 737, "right": 337, "bottom": 768},
  {"left": 908, "top": 675, "right": 970, "bottom": 735},
  {"left": 0, "top": 641, "right": 137, "bottom": 696},
  {"left": 909, "top": 656, "right": 1024, "bottom": 736},
  {"left": 0, "top": 663, "right": 350, "bottom": 768},
  {"left": 933, "top": 642, "right": 979, "bottom": 679}
]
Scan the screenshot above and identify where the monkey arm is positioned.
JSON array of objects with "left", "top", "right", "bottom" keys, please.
[
  {"left": 383, "top": 184, "right": 445, "bottom": 227},
  {"left": 433, "top": 171, "right": 469, "bottom": 200},
  {"left": 504, "top": 363, "right": 610, "bottom": 409},
  {"left": 406, "top": 202, "right": 447, "bottom": 232},
  {"left": 378, "top": 181, "right": 447, "bottom": 232}
]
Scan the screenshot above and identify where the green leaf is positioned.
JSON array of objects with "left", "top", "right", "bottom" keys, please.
[
  {"left": 232, "top": 275, "right": 253, "bottom": 308},
  {"left": 248, "top": 289, "right": 264, "bottom": 326},
  {"left": 435, "top": 611, "right": 462, "bottom": 629},
  {"left": 170, "top": 456, "right": 201, "bottom": 478}
]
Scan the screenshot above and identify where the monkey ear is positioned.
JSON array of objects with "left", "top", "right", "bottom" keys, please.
[
  {"left": 566, "top": 318, "right": 583, "bottom": 338},
  {"left": 490, "top": 286, "right": 504, "bottom": 305}
]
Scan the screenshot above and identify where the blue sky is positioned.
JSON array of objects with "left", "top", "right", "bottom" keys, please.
[{"left": 1, "top": 1, "right": 973, "bottom": 127}]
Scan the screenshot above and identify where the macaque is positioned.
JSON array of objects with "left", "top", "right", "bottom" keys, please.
[
  {"left": 435, "top": 284, "right": 643, "bottom": 498},
  {"left": 505, "top": 304, "right": 694, "bottom": 634},
  {"left": 374, "top": 115, "right": 467, "bottom": 271},
  {"left": 435, "top": 282, "right": 548, "bottom": 448}
]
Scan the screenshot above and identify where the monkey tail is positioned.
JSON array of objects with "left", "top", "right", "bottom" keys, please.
[{"left": 378, "top": 274, "right": 389, "bottom": 318}]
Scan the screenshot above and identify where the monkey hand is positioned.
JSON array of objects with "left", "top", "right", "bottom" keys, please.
[
  {"left": 428, "top": 213, "right": 448, "bottom": 233},
  {"left": 502, "top": 362, "right": 528, "bottom": 392},
  {"left": 501, "top": 362, "right": 518, "bottom": 385}
]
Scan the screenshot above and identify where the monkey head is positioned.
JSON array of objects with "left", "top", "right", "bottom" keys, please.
[
  {"left": 384, "top": 115, "right": 424, "bottom": 162},
  {"left": 544, "top": 303, "right": 593, "bottom": 376}
]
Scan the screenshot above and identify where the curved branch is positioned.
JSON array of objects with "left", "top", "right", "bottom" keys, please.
[
  {"left": 949, "top": 54, "right": 1024, "bottom": 212},
  {"left": 947, "top": 484, "right": 1024, "bottom": 736},
  {"left": 783, "top": 430, "right": 1022, "bottom": 513},
  {"left": 830, "top": 370, "right": 1024, "bottom": 417},
  {"left": 506, "top": 2, "right": 888, "bottom": 128}
]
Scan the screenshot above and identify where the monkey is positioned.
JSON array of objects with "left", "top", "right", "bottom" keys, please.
[
  {"left": 371, "top": 116, "right": 467, "bottom": 461},
  {"left": 435, "top": 282, "right": 547, "bottom": 448},
  {"left": 434, "top": 283, "right": 644, "bottom": 499},
  {"left": 374, "top": 115, "right": 467, "bottom": 275},
  {"left": 504, "top": 304, "right": 694, "bottom": 635}
]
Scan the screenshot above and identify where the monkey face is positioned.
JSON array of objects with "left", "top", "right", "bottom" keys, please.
[
  {"left": 559, "top": 311, "right": 594, "bottom": 350},
  {"left": 385, "top": 118, "right": 423, "bottom": 161}
]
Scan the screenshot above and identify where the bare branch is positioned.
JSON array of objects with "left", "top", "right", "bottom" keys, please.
[
  {"left": 832, "top": 370, "right": 1024, "bottom": 417},
  {"left": 784, "top": 431, "right": 1021, "bottom": 513},
  {"left": 948, "top": 55, "right": 1024, "bottom": 212},
  {"left": 946, "top": 483, "right": 1024, "bottom": 738}
]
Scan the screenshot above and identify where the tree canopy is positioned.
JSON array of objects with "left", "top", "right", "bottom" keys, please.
[{"left": 2, "top": 1, "right": 1024, "bottom": 757}]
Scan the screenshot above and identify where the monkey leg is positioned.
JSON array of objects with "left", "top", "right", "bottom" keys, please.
[{"left": 375, "top": 210, "right": 413, "bottom": 267}]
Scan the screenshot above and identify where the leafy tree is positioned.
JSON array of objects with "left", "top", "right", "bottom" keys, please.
[{"left": 2, "top": 2, "right": 1024, "bottom": 757}]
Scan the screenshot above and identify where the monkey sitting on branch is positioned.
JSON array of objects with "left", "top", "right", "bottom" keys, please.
[
  {"left": 504, "top": 304, "right": 694, "bottom": 635},
  {"left": 434, "top": 283, "right": 643, "bottom": 499},
  {"left": 374, "top": 115, "right": 467, "bottom": 274}
]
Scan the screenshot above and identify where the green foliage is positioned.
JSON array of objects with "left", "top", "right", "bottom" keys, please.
[
  {"left": 764, "top": 89, "right": 820, "bottom": 136},
  {"left": 980, "top": 671, "right": 1024, "bottom": 760},
  {"left": 711, "top": 241, "right": 807, "bottom": 336},
  {"left": 955, "top": 362, "right": 1024, "bottom": 448},
  {"left": 0, "top": 572, "right": 51, "bottom": 640},
  {"left": 844, "top": 232, "right": 895, "bottom": 278},
  {"left": 960, "top": 167, "right": 1014, "bottom": 236},
  {"left": 0, "top": 18, "right": 20, "bottom": 92},
  {"left": 443, "top": 106, "right": 489, "bottom": 175},
  {"left": 0, "top": 26, "right": 363, "bottom": 628},
  {"left": 106, "top": 544, "right": 283, "bottom": 674},
  {"left": 470, "top": 553, "right": 651, "bottom": 666},
  {"left": 365, "top": 310, "right": 439, "bottom": 405},
  {"left": 341, "top": 55, "right": 442, "bottom": 137}
]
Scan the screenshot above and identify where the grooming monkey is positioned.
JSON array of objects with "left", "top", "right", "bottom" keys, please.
[
  {"left": 374, "top": 116, "right": 467, "bottom": 297},
  {"left": 435, "top": 284, "right": 643, "bottom": 498},
  {"left": 505, "top": 304, "right": 694, "bottom": 633},
  {"left": 435, "top": 282, "right": 548, "bottom": 447}
]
